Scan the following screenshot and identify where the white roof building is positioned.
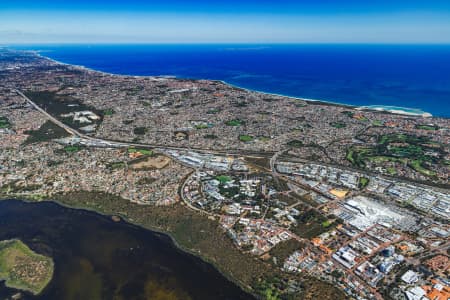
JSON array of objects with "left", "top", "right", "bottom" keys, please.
[
  {"left": 401, "top": 270, "right": 420, "bottom": 284},
  {"left": 405, "top": 286, "right": 427, "bottom": 300}
]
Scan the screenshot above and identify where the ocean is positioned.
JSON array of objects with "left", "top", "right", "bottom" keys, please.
[{"left": 14, "top": 44, "right": 450, "bottom": 117}]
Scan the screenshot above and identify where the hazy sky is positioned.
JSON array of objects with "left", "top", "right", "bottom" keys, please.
[{"left": 1, "top": 0, "right": 450, "bottom": 44}]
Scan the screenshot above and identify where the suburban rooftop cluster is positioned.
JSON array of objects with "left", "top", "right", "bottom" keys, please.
[{"left": 0, "top": 48, "right": 448, "bottom": 300}]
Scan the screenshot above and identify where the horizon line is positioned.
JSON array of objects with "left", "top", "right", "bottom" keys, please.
[{"left": 4, "top": 42, "right": 450, "bottom": 46}]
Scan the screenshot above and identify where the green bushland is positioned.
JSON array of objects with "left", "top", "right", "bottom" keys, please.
[
  {"left": 322, "top": 220, "right": 332, "bottom": 228},
  {"left": 269, "top": 239, "right": 305, "bottom": 266},
  {"left": 239, "top": 135, "right": 254, "bottom": 142},
  {"left": 204, "top": 134, "right": 218, "bottom": 139},
  {"left": 216, "top": 175, "right": 232, "bottom": 184},
  {"left": 291, "top": 210, "right": 331, "bottom": 239},
  {"left": 234, "top": 101, "right": 248, "bottom": 107},
  {"left": 378, "top": 133, "right": 428, "bottom": 145},
  {"left": 24, "top": 91, "right": 103, "bottom": 130},
  {"left": 409, "top": 160, "right": 437, "bottom": 176},
  {"left": 0, "top": 239, "right": 54, "bottom": 295},
  {"left": 1, "top": 182, "right": 42, "bottom": 194},
  {"left": 23, "top": 121, "right": 69, "bottom": 145},
  {"left": 287, "top": 140, "right": 303, "bottom": 148},
  {"left": 372, "top": 120, "right": 384, "bottom": 126},
  {"left": 388, "top": 144, "right": 423, "bottom": 157},
  {"left": 108, "top": 161, "right": 125, "bottom": 170},
  {"left": 358, "top": 177, "right": 369, "bottom": 189},
  {"left": 103, "top": 109, "right": 115, "bottom": 116},
  {"left": 0, "top": 116, "right": 11, "bottom": 129},
  {"left": 225, "top": 119, "right": 244, "bottom": 126},
  {"left": 331, "top": 269, "right": 344, "bottom": 279},
  {"left": 387, "top": 167, "right": 397, "bottom": 175},
  {"left": 329, "top": 122, "right": 346, "bottom": 129},
  {"left": 252, "top": 275, "right": 337, "bottom": 300},
  {"left": 253, "top": 277, "right": 281, "bottom": 300},
  {"left": 415, "top": 124, "right": 439, "bottom": 131},
  {"left": 346, "top": 133, "right": 444, "bottom": 177},
  {"left": 195, "top": 124, "right": 209, "bottom": 130},
  {"left": 341, "top": 111, "right": 354, "bottom": 118},
  {"left": 63, "top": 145, "right": 82, "bottom": 153},
  {"left": 133, "top": 127, "right": 148, "bottom": 135}
]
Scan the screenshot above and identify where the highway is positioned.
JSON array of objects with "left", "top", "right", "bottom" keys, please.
[
  {"left": 16, "top": 89, "right": 275, "bottom": 157},
  {"left": 16, "top": 90, "right": 447, "bottom": 300},
  {"left": 17, "top": 89, "right": 448, "bottom": 199}
]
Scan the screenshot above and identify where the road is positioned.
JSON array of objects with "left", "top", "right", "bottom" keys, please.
[
  {"left": 18, "top": 89, "right": 447, "bottom": 195},
  {"left": 16, "top": 90, "right": 447, "bottom": 300},
  {"left": 16, "top": 89, "right": 276, "bottom": 157}
]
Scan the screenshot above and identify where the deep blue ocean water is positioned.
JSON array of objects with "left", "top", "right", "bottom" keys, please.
[{"left": 15, "top": 44, "right": 450, "bottom": 117}]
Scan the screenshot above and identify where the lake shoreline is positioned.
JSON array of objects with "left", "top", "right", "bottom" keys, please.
[{"left": 0, "top": 196, "right": 258, "bottom": 299}]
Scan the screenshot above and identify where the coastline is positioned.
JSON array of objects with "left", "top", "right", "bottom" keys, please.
[
  {"left": 220, "top": 81, "right": 434, "bottom": 118},
  {"left": 30, "top": 49, "right": 439, "bottom": 119},
  {"left": 0, "top": 196, "right": 257, "bottom": 299}
]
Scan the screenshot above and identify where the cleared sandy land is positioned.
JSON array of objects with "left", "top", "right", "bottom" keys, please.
[{"left": 130, "top": 155, "right": 171, "bottom": 170}]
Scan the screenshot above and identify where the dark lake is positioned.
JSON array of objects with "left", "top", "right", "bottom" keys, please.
[{"left": 0, "top": 200, "right": 254, "bottom": 300}]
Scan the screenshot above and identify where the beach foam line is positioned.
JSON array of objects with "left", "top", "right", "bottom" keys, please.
[
  {"left": 358, "top": 105, "right": 432, "bottom": 117},
  {"left": 222, "top": 80, "right": 434, "bottom": 117}
]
